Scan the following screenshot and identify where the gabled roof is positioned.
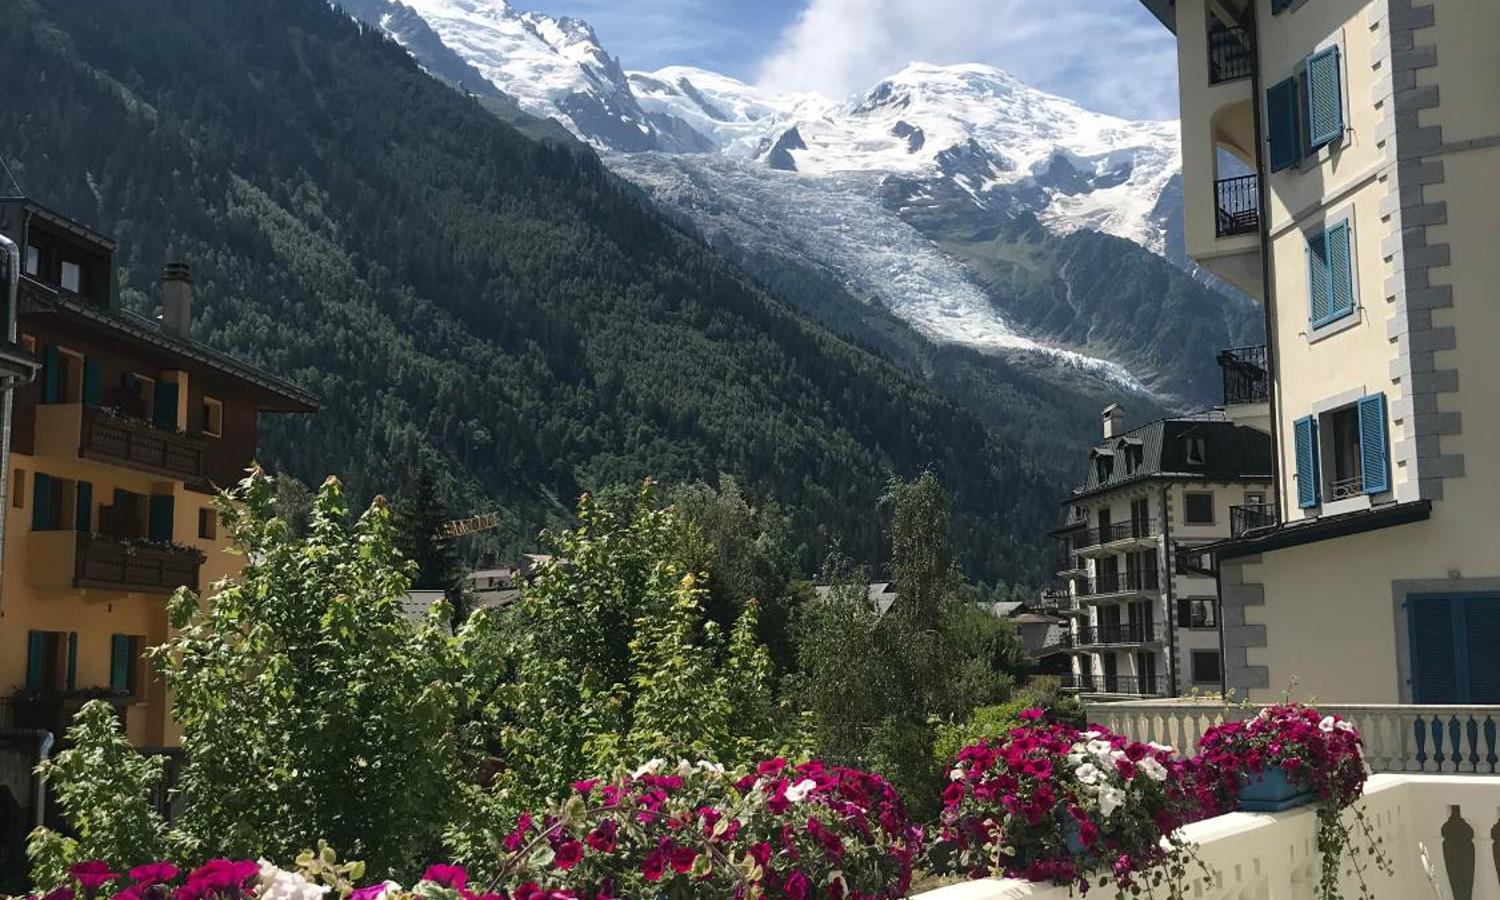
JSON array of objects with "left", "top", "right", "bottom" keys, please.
[{"left": 1067, "top": 410, "right": 1272, "bottom": 503}]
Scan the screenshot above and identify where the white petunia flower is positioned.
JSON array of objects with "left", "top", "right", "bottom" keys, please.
[
  {"left": 1082, "top": 730, "right": 1102, "bottom": 740},
  {"left": 633, "top": 758, "right": 666, "bottom": 778},
  {"left": 257, "top": 862, "right": 330, "bottom": 900},
  {"left": 1086, "top": 739, "right": 1114, "bottom": 758},
  {"left": 1319, "top": 716, "right": 1336, "bottom": 733},
  {"left": 1137, "top": 757, "right": 1168, "bottom": 782},
  {"left": 1336, "top": 721, "right": 1356, "bottom": 733},
  {"left": 950, "top": 767, "right": 966, "bottom": 782},
  {"left": 1074, "top": 763, "right": 1103, "bottom": 786},
  {"left": 1148, "top": 741, "right": 1174, "bottom": 753},
  {"left": 1098, "top": 785, "right": 1126, "bottom": 819},
  {"left": 785, "top": 778, "right": 817, "bottom": 803},
  {"left": 697, "top": 759, "right": 726, "bottom": 776}
]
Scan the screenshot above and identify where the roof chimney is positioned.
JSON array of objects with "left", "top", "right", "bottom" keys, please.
[
  {"left": 161, "top": 262, "right": 192, "bottom": 340},
  {"left": 1102, "top": 403, "right": 1126, "bottom": 439}
]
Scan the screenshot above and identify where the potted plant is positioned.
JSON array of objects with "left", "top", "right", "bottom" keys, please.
[
  {"left": 937, "top": 710, "right": 1203, "bottom": 896},
  {"left": 1196, "top": 703, "right": 1391, "bottom": 899}
]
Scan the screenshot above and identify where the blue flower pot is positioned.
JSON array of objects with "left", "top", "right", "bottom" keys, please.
[{"left": 1238, "top": 767, "right": 1314, "bottom": 812}]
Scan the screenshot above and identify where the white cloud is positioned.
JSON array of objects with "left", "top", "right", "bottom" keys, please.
[{"left": 755, "top": 0, "right": 1180, "bottom": 120}]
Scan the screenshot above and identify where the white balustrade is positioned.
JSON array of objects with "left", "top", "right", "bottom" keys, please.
[{"left": 914, "top": 774, "right": 1500, "bottom": 900}]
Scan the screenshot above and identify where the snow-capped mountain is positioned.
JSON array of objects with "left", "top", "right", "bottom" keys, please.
[{"left": 347, "top": 0, "right": 1255, "bottom": 403}]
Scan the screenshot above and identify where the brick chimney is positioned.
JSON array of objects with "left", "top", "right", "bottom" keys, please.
[
  {"left": 161, "top": 262, "right": 192, "bottom": 339},
  {"left": 1102, "top": 403, "right": 1126, "bottom": 439}
]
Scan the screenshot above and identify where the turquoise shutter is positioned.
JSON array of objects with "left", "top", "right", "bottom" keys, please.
[
  {"left": 1307, "top": 229, "right": 1332, "bottom": 325},
  {"left": 153, "top": 381, "right": 178, "bottom": 430},
  {"left": 82, "top": 358, "right": 102, "bottom": 405},
  {"left": 1326, "top": 220, "right": 1353, "bottom": 320},
  {"left": 66, "top": 632, "right": 78, "bottom": 691},
  {"left": 1358, "top": 394, "right": 1389, "bottom": 494},
  {"left": 32, "top": 472, "right": 52, "bottom": 531},
  {"left": 1267, "top": 78, "right": 1300, "bottom": 172},
  {"left": 1408, "top": 597, "right": 1459, "bottom": 703},
  {"left": 75, "top": 481, "right": 93, "bottom": 533},
  {"left": 1271, "top": 0, "right": 1294, "bottom": 12},
  {"left": 1465, "top": 600, "right": 1500, "bottom": 703},
  {"left": 1306, "top": 46, "right": 1344, "bottom": 149},
  {"left": 42, "top": 346, "right": 62, "bottom": 404},
  {"left": 148, "top": 494, "right": 175, "bottom": 542},
  {"left": 1294, "top": 415, "right": 1320, "bottom": 508},
  {"left": 26, "top": 631, "right": 46, "bottom": 689},
  {"left": 110, "top": 635, "right": 132, "bottom": 693}
]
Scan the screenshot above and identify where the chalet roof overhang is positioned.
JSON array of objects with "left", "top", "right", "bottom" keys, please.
[
  {"left": 18, "top": 199, "right": 118, "bottom": 251},
  {"left": 19, "top": 277, "right": 320, "bottom": 413},
  {"left": 1137, "top": 0, "right": 1177, "bottom": 33}
]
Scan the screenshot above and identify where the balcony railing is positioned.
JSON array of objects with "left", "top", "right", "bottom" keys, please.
[
  {"left": 1072, "top": 520, "right": 1157, "bottom": 551},
  {"left": 1060, "top": 672, "right": 1162, "bottom": 696},
  {"left": 1207, "top": 25, "right": 1254, "bottom": 83},
  {"left": 1217, "top": 344, "right": 1269, "bottom": 406},
  {"left": 1229, "top": 503, "right": 1277, "bottom": 538},
  {"left": 81, "top": 406, "right": 207, "bottom": 481},
  {"left": 1033, "top": 588, "right": 1073, "bottom": 615},
  {"left": 1330, "top": 474, "right": 1365, "bottom": 501},
  {"left": 73, "top": 532, "right": 204, "bottom": 594},
  {"left": 1077, "top": 621, "right": 1157, "bottom": 646},
  {"left": 1214, "top": 174, "right": 1260, "bottom": 237},
  {"left": 1082, "top": 568, "right": 1161, "bottom": 598}
]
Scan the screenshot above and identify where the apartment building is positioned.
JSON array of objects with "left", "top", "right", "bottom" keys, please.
[
  {"left": 1040, "top": 405, "right": 1271, "bottom": 698},
  {"left": 0, "top": 198, "right": 318, "bottom": 745},
  {"left": 1140, "top": 0, "right": 1500, "bottom": 702}
]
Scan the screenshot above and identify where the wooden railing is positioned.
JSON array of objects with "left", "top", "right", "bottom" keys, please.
[
  {"left": 74, "top": 532, "right": 204, "bottom": 594},
  {"left": 80, "top": 406, "right": 206, "bottom": 480}
]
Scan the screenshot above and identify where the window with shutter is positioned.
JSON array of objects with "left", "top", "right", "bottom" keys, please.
[
  {"left": 26, "top": 631, "right": 47, "bottom": 690},
  {"left": 32, "top": 472, "right": 52, "bottom": 531},
  {"left": 1294, "top": 416, "right": 1320, "bottom": 508},
  {"left": 148, "top": 494, "right": 175, "bottom": 543},
  {"left": 83, "top": 358, "right": 102, "bottom": 406},
  {"left": 1357, "top": 394, "right": 1389, "bottom": 494},
  {"left": 1267, "top": 78, "right": 1300, "bottom": 172},
  {"left": 1306, "top": 46, "right": 1344, "bottom": 150},
  {"left": 41, "top": 346, "right": 62, "bottom": 404},
  {"left": 1307, "top": 229, "right": 1332, "bottom": 324},
  {"left": 75, "top": 481, "right": 93, "bottom": 533},
  {"left": 154, "top": 380, "right": 179, "bottom": 431},
  {"left": 1325, "top": 220, "right": 1354, "bottom": 321},
  {"left": 1408, "top": 597, "right": 1458, "bottom": 702},
  {"left": 110, "top": 635, "right": 136, "bottom": 695},
  {"left": 66, "top": 632, "right": 78, "bottom": 691},
  {"left": 1271, "top": 0, "right": 1294, "bottom": 12}
]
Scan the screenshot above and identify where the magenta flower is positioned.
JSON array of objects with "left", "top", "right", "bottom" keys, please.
[
  {"left": 422, "top": 865, "right": 468, "bottom": 891},
  {"left": 69, "top": 862, "right": 120, "bottom": 891},
  {"left": 553, "top": 840, "right": 584, "bottom": 871},
  {"left": 129, "top": 864, "right": 180, "bottom": 886}
]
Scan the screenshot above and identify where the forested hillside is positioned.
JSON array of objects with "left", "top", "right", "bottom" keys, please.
[{"left": 0, "top": 0, "right": 1097, "bottom": 583}]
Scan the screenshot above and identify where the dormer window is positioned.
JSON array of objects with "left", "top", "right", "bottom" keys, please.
[
  {"left": 1185, "top": 437, "right": 1207, "bottom": 466},
  {"left": 1121, "top": 439, "right": 1144, "bottom": 474},
  {"left": 1096, "top": 456, "right": 1114, "bottom": 483},
  {"left": 24, "top": 245, "right": 38, "bottom": 276},
  {"left": 60, "top": 261, "right": 81, "bottom": 294}
]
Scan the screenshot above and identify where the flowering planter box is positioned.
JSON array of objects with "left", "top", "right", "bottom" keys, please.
[{"left": 1238, "top": 767, "right": 1314, "bottom": 812}]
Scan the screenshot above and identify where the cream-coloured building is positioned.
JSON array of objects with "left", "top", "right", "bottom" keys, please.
[
  {"left": 1139, "top": 0, "right": 1500, "bottom": 702},
  {"left": 1040, "top": 405, "right": 1271, "bottom": 698}
]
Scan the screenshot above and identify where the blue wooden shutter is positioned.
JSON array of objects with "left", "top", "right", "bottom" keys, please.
[
  {"left": 153, "top": 381, "right": 178, "bottom": 430},
  {"left": 149, "top": 494, "right": 175, "bottom": 542},
  {"left": 1306, "top": 45, "right": 1343, "bottom": 149},
  {"left": 66, "top": 632, "right": 78, "bottom": 691},
  {"left": 1408, "top": 597, "right": 1459, "bottom": 703},
  {"left": 1294, "top": 415, "right": 1320, "bottom": 508},
  {"left": 1465, "top": 599, "right": 1500, "bottom": 703},
  {"left": 26, "top": 631, "right": 46, "bottom": 689},
  {"left": 1307, "top": 229, "right": 1333, "bottom": 325},
  {"left": 110, "top": 635, "right": 132, "bottom": 693},
  {"left": 1272, "top": 0, "right": 1294, "bottom": 12},
  {"left": 82, "top": 358, "right": 102, "bottom": 406},
  {"left": 1326, "top": 220, "right": 1354, "bottom": 320},
  {"left": 32, "top": 472, "right": 52, "bottom": 531},
  {"left": 1358, "top": 394, "right": 1389, "bottom": 494},
  {"left": 41, "top": 346, "right": 62, "bottom": 404},
  {"left": 1267, "top": 78, "right": 1300, "bottom": 172},
  {"left": 75, "top": 481, "right": 93, "bottom": 533}
]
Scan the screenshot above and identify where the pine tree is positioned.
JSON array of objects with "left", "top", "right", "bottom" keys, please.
[{"left": 392, "top": 455, "right": 469, "bottom": 627}]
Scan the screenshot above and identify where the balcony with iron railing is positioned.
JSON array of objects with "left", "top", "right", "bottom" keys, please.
[
  {"left": 1072, "top": 520, "right": 1158, "bottom": 555},
  {"left": 1080, "top": 568, "right": 1161, "bottom": 600},
  {"left": 1058, "top": 672, "right": 1163, "bottom": 697},
  {"left": 1217, "top": 344, "right": 1269, "bottom": 406},
  {"left": 1207, "top": 25, "right": 1254, "bottom": 84},
  {"left": 1214, "top": 174, "right": 1260, "bottom": 238},
  {"left": 1229, "top": 503, "right": 1278, "bottom": 538},
  {"left": 1076, "top": 620, "right": 1158, "bottom": 647}
]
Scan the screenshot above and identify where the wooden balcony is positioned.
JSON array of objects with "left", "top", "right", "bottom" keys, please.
[
  {"left": 80, "top": 406, "right": 206, "bottom": 481},
  {"left": 29, "top": 530, "right": 203, "bottom": 594}
]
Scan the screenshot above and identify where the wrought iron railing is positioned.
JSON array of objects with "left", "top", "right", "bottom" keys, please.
[
  {"left": 1060, "top": 672, "right": 1163, "bottom": 696},
  {"left": 1034, "top": 588, "right": 1074, "bottom": 614},
  {"left": 1215, "top": 174, "right": 1261, "bottom": 237},
  {"left": 1083, "top": 568, "right": 1161, "bottom": 597},
  {"left": 1229, "top": 503, "right": 1278, "bottom": 537},
  {"left": 1207, "top": 25, "right": 1254, "bottom": 83},
  {"left": 1330, "top": 475, "right": 1365, "bottom": 501},
  {"left": 1077, "top": 621, "right": 1157, "bottom": 646},
  {"left": 1072, "top": 520, "right": 1158, "bottom": 551},
  {"left": 1217, "top": 344, "right": 1269, "bottom": 405}
]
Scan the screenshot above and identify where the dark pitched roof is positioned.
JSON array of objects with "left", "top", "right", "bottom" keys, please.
[{"left": 1066, "top": 410, "right": 1272, "bottom": 503}]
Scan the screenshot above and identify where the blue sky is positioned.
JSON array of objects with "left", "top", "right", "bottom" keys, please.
[{"left": 525, "top": 0, "right": 1181, "bottom": 121}]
